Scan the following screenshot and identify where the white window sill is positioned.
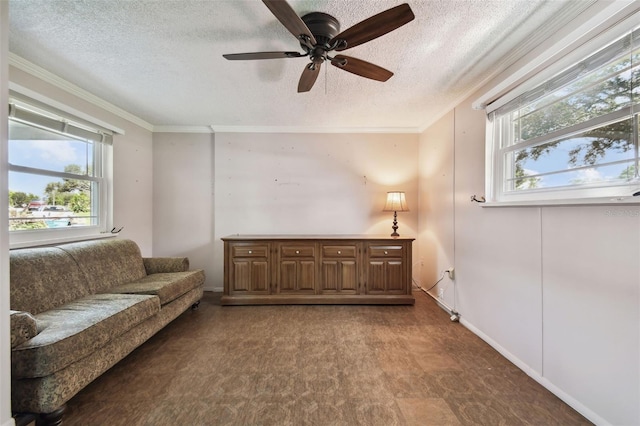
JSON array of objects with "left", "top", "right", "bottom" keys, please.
[
  {"left": 9, "top": 232, "right": 117, "bottom": 249},
  {"left": 481, "top": 196, "right": 640, "bottom": 208}
]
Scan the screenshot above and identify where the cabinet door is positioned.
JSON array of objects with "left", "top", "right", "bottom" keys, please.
[
  {"left": 320, "top": 260, "right": 358, "bottom": 294},
  {"left": 277, "top": 244, "right": 316, "bottom": 293},
  {"left": 231, "top": 259, "right": 270, "bottom": 293},
  {"left": 228, "top": 244, "right": 271, "bottom": 294},
  {"left": 279, "top": 259, "right": 315, "bottom": 292},
  {"left": 365, "top": 243, "right": 406, "bottom": 295},
  {"left": 366, "top": 259, "right": 404, "bottom": 293},
  {"left": 319, "top": 244, "right": 359, "bottom": 294}
]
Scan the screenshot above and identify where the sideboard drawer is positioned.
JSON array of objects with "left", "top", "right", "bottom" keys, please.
[
  {"left": 322, "top": 245, "right": 357, "bottom": 258},
  {"left": 280, "top": 245, "right": 315, "bottom": 257},
  {"left": 232, "top": 245, "right": 269, "bottom": 257},
  {"left": 368, "top": 245, "right": 403, "bottom": 257}
]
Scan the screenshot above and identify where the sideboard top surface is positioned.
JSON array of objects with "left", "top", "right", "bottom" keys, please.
[{"left": 221, "top": 234, "right": 415, "bottom": 242}]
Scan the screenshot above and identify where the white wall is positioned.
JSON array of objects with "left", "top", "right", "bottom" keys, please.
[
  {"left": 541, "top": 206, "right": 639, "bottom": 425},
  {"left": 420, "top": 94, "right": 640, "bottom": 425},
  {"left": 417, "top": 111, "right": 455, "bottom": 300},
  {"left": 111, "top": 124, "right": 154, "bottom": 253},
  {"left": 7, "top": 67, "right": 154, "bottom": 254},
  {"left": 152, "top": 132, "right": 216, "bottom": 288},
  {"left": 1, "top": 1, "right": 15, "bottom": 424},
  {"left": 212, "top": 132, "right": 419, "bottom": 290},
  {"left": 453, "top": 98, "right": 545, "bottom": 373}
]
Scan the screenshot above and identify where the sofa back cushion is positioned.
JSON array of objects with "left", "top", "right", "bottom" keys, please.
[
  {"left": 58, "top": 239, "right": 147, "bottom": 293},
  {"left": 10, "top": 247, "right": 90, "bottom": 315}
]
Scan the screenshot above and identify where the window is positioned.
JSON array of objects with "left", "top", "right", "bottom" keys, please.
[
  {"left": 486, "top": 21, "right": 640, "bottom": 204},
  {"left": 8, "top": 97, "right": 114, "bottom": 246}
]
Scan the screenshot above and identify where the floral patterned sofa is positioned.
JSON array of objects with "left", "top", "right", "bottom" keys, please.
[{"left": 9, "top": 238, "right": 205, "bottom": 425}]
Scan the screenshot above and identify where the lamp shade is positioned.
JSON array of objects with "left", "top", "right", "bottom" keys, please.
[{"left": 383, "top": 191, "right": 409, "bottom": 212}]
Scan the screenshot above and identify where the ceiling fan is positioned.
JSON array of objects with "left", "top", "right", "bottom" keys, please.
[{"left": 223, "top": 1, "right": 415, "bottom": 93}]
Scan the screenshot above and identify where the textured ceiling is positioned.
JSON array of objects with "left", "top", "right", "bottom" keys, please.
[{"left": 8, "top": 0, "right": 592, "bottom": 131}]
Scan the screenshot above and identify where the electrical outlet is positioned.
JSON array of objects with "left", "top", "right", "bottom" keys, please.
[
  {"left": 447, "top": 268, "right": 455, "bottom": 280},
  {"left": 438, "top": 288, "right": 444, "bottom": 299}
]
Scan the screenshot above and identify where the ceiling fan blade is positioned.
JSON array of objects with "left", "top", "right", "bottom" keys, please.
[
  {"left": 331, "top": 3, "right": 414, "bottom": 51},
  {"left": 263, "top": 0, "right": 317, "bottom": 46},
  {"left": 331, "top": 55, "right": 393, "bottom": 82},
  {"left": 223, "top": 51, "right": 304, "bottom": 60},
  {"left": 298, "top": 63, "right": 321, "bottom": 92}
]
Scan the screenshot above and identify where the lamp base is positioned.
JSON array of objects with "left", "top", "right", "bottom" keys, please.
[{"left": 390, "top": 211, "right": 400, "bottom": 238}]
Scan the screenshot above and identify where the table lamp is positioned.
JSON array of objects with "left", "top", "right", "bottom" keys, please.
[{"left": 383, "top": 191, "right": 409, "bottom": 237}]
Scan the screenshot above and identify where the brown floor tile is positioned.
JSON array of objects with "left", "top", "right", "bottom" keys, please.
[
  {"left": 397, "top": 398, "right": 462, "bottom": 426},
  {"left": 59, "top": 291, "right": 592, "bottom": 426},
  {"left": 413, "top": 350, "right": 462, "bottom": 371},
  {"left": 384, "top": 371, "right": 445, "bottom": 399}
]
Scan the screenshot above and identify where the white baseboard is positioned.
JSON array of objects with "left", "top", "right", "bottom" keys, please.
[
  {"left": 459, "top": 317, "right": 609, "bottom": 426},
  {"left": 1, "top": 417, "right": 16, "bottom": 426}
]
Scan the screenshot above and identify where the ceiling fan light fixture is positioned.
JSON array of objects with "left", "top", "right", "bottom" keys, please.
[
  {"left": 331, "top": 56, "right": 348, "bottom": 67},
  {"left": 329, "top": 39, "right": 348, "bottom": 51}
]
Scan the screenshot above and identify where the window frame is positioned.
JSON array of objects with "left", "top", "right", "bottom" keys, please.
[
  {"left": 487, "top": 109, "right": 640, "bottom": 205},
  {"left": 7, "top": 92, "right": 117, "bottom": 248},
  {"left": 479, "top": 5, "right": 640, "bottom": 206}
]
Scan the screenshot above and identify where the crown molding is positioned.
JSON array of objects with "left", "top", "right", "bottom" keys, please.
[
  {"left": 156, "top": 125, "right": 421, "bottom": 134},
  {"left": 9, "top": 53, "right": 154, "bottom": 132},
  {"left": 208, "top": 125, "right": 421, "bottom": 134},
  {"left": 153, "top": 125, "right": 215, "bottom": 133}
]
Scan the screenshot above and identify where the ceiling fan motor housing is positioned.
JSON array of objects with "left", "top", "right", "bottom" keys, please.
[{"left": 301, "top": 12, "right": 340, "bottom": 48}]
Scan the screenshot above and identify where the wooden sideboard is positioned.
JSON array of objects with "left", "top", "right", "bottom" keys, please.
[{"left": 221, "top": 235, "right": 415, "bottom": 305}]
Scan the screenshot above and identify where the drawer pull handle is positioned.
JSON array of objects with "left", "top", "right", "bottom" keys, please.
[
  {"left": 384, "top": 251, "right": 388, "bottom": 255},
  {"left": 296, "top": 250, "right": 300, "bottom": 254},
  {"left": 337, "top": 251, "right": 341, "bottom": 254},
  {"left": 248, "top": 250, "right": 252, "bottom": 254}
]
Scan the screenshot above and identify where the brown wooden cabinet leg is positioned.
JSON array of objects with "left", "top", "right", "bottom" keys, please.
[{"left": 37, "top": 405, "right": 65, "bottom": 426}]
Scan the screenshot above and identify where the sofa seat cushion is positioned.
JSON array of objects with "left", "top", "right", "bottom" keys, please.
[
  {"left": 12, "top": 293, "right": 160, "bottom": 379},
  {"left": 104, "top": 270, "right": 205, "bottom": 305}
]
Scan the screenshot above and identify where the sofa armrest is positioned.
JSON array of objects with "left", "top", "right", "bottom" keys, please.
[
  {"left": 10, "top": 310, "right": 38, "bottom": 349},
  {"left": 143, "top": 257, "right": 190, "bottom": 274}
]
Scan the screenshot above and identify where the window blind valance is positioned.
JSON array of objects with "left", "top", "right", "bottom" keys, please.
[
  {"left": 474, "top": 2, "right": 640, "bottom": 115},
  {"left": 491, "top": 27, "right": 639, "bottom": 120},
  {"left": 8, "top": 101, "right": 114, "bottom": 145}
]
